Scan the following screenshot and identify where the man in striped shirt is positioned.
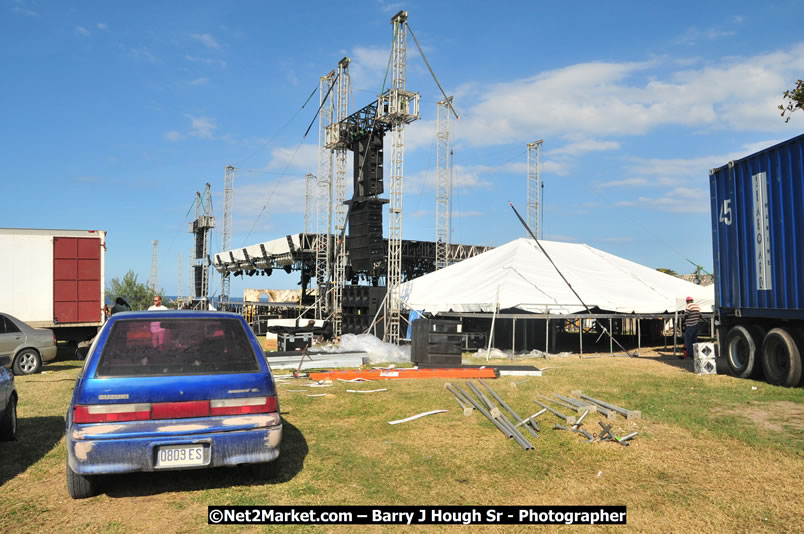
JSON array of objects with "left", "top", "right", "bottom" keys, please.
[{"left": 682, "top": 296, "right": 702, "bottom": 359}]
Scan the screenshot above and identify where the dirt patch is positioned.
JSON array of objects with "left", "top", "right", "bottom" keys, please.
[{"left": 712, "top": 401, "right": 804, "bottom": 432}]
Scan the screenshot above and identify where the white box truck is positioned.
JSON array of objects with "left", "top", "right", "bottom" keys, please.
[{"left": 0, "top": 228, "right": 106, "bottom": 342}]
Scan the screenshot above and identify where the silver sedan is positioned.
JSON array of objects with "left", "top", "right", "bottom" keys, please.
[{"left": 0, "top": 312, "right": 57, "bottom": 375}]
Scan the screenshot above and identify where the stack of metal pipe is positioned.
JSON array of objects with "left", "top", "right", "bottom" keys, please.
[{"left": 445, "top": 380, "right": 538, "bottom": 451}]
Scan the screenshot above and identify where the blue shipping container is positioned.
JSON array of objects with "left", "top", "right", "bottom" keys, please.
[{"left": 709, "top": 133, "right": 804, "bottom": 320}]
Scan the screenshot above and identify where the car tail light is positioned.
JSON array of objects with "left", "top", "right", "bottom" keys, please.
[
  {"left": 74, "top": 403, "right": 152, "bottom": 423},
  {"left": 150, "top": 400, "right": 210, "bottom": 419},
  {"left": 73, "top": 396, "right": 278, "bottom": 423},
  {"left": 210, "top": 396, "right": 277, "bottom": 415}
]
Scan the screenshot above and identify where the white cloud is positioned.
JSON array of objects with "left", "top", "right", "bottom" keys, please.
[
  {"left": 349, "top": 46, "right": 392, "bottom": 91},
  {"left": 377, "top": 0, "right": 405, "bottom": 14},
  {"left": 451, "top": 43, "right": 804, "bottom": 146},
  {"left": 191, "top": 33, "right": 220, "bottom": 49},
  {"left": 185, "top": 55, "right": 226, "bottom": 68},
  {"left": 617, "top": 187, "right": 710, "bottom": 213},
  {"left": 598, "top": 177, "right": 648, "bottom": 188},
  {"left": 164, "top": 130, "right": 184, "bottom": 142},
  {"left": 233, "top": 178, "right": 308, "bottom": 220},
  {"left": 403, "top": 119, "right": 438, "bottom": 152},
  {"left": 97, "top": 23, "right": 108, "bottom": 31},
  {"left": 128, "top": 46, "right": 158, "bottom": 63},
  {"left": 453, "top": 210, "right": 485, "bottom": 218},
  {"left": 189, "top": 77, "right": 209, "bottom": 86},
  {"left": 75, "top": 26, "right": 90, "bottom": 37},
  {"left": 11, "top": 5, "right": 37, "bottom": 16},
  {"left": 266, "top": 144, "right": 319, "bottom": 173},
  {"left": 186, "top": 115, "right": 216, "bottom": 139},
  {"left": 675, "top": 27, "right": 736, "bottom": 46},
  {"left": 551, "top": 139, "right": 621, "bottom": 156}
]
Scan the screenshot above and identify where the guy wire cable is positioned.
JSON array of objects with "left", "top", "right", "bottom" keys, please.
[
  {"left": 235, "top": 82, "right": 320, "bottom": 168},
  {"left": 240, "top": 75, "right": 340, "bottom": 246},
  {"left": 509, "top": 201, "right": 635, "bottom": 358}
]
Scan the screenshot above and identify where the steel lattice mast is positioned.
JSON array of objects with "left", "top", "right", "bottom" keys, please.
[
  {"left": 304, "top": 172, "right": 315, "bottom": 237},
  {"left": 190, "top": 184, "right": 215, "bottom": 301},
  {"left": 221, "top": 165, "right": 235, "bottom": 302},
  {"left": 435, "top": 97, "right": 453, "bottom": 270},
  {"left": 316, "top": 71, "right": 335, "bottom": 320},
  {"left": 177, "top": 253, "right": 182, "bottom": 300},
  {"left": 149, "top": 240, "right": 159, "bottom": 293},
  {"left": 331, "top": 58, "right": 350, "bottom": 337},
  {"left": 527, "top": 140, "right": 543, "bottom": 238},
  {"left": 383, "top": 10, "right": 419, "bottom": 344}
]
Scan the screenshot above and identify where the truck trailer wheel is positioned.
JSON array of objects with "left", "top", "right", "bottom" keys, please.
[
  {"left": 725, "top": 326, "right": 762, "bottom": 378},
  {"left": 761, "top": 328, "right": 802, "bottom": 387}
]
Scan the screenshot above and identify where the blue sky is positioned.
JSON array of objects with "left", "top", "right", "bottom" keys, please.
[{"left": 2, "top": 1, "right": 803, "bottom": 298}]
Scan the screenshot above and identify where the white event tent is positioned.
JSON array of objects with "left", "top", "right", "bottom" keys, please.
[{"left": 400, "top": 238, "right": 714, "bottom": 315}]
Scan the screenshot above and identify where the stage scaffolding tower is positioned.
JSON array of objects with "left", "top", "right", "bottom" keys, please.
[
  {"left": 332, "top": 57, "right": 351, "bottom": 337},
  {"left": 383, "top": 10, "right": 420, "bottom": 344},
  {"left": 221, "top": 165, "right": 235, "bottom": 302},
  {"left": 316, "top": 71, "right": 335, "bottom": 320},
  {"left": 149, "top": 241, "right": 159, "bottom": 293},
  {"left": 435, "top": 97, "right": 453, "bottom": 270},
  {"left": 527, "top": 140, "right": 543, "bottom": 238}
]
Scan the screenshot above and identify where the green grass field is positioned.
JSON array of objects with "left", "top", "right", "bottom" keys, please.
[{"left": 1, "top": 346, "right": 802, "bottom": 533}]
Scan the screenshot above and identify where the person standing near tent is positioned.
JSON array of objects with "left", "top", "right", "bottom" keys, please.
[{"left": 681, "top": 296, "right": 702, "bottom": 359}]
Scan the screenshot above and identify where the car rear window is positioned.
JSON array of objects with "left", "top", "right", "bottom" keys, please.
[{"left": 95, "top": 317, "right": 260, "bottom": 377}]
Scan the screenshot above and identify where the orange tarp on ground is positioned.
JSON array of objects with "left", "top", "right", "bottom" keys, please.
[{"left": 308, "top": 367, "right": 498, "bottom": 381}]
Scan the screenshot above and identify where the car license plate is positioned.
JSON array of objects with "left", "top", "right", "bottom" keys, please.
[{"left": 155, "top": 445, "right": 206, "bottom": 468}]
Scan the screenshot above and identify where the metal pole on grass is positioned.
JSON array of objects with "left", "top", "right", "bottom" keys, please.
[
  {"left": 512, "top": 317, "right": 516, "bottom": 360},
  {"left": 486, "top": 285, "right": 500, "bottom": 361},
  {"left": 579, "top": 318, "right": 583, "bottom": 355}
]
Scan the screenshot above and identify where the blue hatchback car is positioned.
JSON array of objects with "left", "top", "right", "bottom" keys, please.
[{"left": 66, "top": 311, "right": 282, "bottom": 499}]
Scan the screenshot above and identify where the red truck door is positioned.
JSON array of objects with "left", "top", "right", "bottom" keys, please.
[{"left": 54, "top": 237, "right": 101, "bottom": 323}]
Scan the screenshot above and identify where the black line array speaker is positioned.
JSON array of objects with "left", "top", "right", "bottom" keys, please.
[
  {"left": 352, "top": 131, "right": 384, "bottom": 197},
  {"left": 348, "top": 199, "right": 385, "bottom": 275},
  {"left": 341, "top": 286, "right": 386, "bottom": 338},
  {"left": 411, "top": 318, "right": 463, "bottom": 365},
  {"left": 193, "top": 265, "right": 203, "bottom": 297}
]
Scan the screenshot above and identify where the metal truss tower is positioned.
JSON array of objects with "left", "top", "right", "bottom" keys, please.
[
  {"left": 316, "top": 71, "right": 335, "bottom": 320},
  {"left": 149, "top": 240, "right": 159, "bottom": 293},
  {"left": 187, "top": 248, "right": 193, "bottom": 300},
  {"left": 190, "top": 184, "right": 215, "bottom": 301},
  {"left": 221, "top": 165, "right": 235, "bottom": 302},
  {"left": 177, "top": 253, "right": 183, "bottom": 300},
  {"left": 435, "top": 97, "right": 453, "bottom": 270},
  {"left": 332, "top": 57, "right": 351, "bottom": 337},
  {"left": 383, "top": 10, "right": 420, "bottom": 344},
  {"left": 527, "top": 140, "right": 543, "bottom": 238},
  {"left": 304, "top": 173, "right": 315, "bottom": 237}
]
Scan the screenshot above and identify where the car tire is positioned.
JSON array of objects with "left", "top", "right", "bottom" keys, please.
[
  {"left": 252, "top": 459, "right": 280, "bottom": 480},
  {"left": 761, "top": 328, "right": 803, "bottom": 387},
  {"left": 0, "top": 395, "right": 17, "bottom": 441},
  {"left": 12, "top": 349, "right": 42, "bottom": 375},
  {"left": 66, "top": 462, "right": 98, "bottom": 499},
  {"left": 725, "top": 325, "right": 762, "bottom": 378}
]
